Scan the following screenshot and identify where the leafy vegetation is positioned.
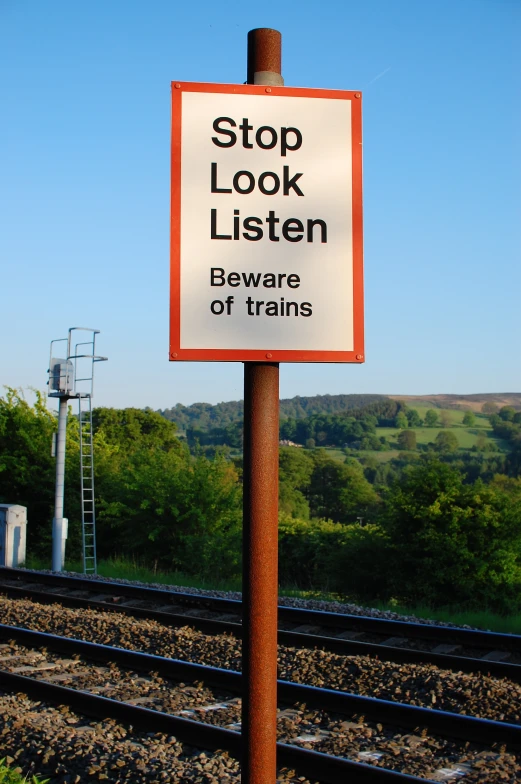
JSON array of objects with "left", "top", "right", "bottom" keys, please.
[
  {"left": 1, "top": 388, "right": 521, "bottom": 615},
  {"left": 172, "top": 393, "right": 510, "bottom": 460},
  {"left": 21, "top": 555, "right": 521, "bottom": 633},
  {"left": 489, "top": 407, "right": 521, "bottom": 475},
  {"left": 0, "top": 759, "right": 48, "bottom": 784},
  {"left": 25, "top": 555, "right": 243, "bottom": 592},
  {"left": 382, "top": 461, "right": 521, "bottom": 612},
  {"left": 159, "top": 393, "right": 387, "bottom": 432},
  {"left": 0, "top": 391, "right": 241, "bottom": 581}
]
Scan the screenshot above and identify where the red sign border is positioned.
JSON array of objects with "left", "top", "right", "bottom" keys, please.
[{"left": 170, "top": 81, "right": 364, "bottom": 363}]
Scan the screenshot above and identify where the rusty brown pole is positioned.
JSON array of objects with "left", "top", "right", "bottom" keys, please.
[
  {"left": 247, "top": 28, "right": 283, "bottom": 86},
  {"left": 242, "top": 28, "right": 283, "bottom": 784}
]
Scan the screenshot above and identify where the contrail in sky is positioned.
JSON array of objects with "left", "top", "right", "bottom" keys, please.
[{"left": 362, "top": 66, "right": 391, "bottom": 88}]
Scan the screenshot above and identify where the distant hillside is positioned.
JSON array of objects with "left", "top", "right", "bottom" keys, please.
[
  {"left": 387, "top": 393, "right": 521, "bottom": 412},
  {"left": 159, "top": 393, "right": 387, "bottom": 431},
  {"left": 158, "top": 392, "right": 521, "bottom": 432},
  {"left": 279, "top": 394, "right": 387, "bottom": 419}
]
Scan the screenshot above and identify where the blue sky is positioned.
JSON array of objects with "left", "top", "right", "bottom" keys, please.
[{"left": 1, "top": 0, "right": 520, "bottom": 409}]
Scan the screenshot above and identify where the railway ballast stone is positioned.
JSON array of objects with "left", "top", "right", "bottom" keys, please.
[{"left": 0, "top": 595, "right": 520, "bottom": 723}]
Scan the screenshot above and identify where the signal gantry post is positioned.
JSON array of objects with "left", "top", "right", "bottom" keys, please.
[{"left": 47, "top": 328, "right": 107, "bottom": 573}]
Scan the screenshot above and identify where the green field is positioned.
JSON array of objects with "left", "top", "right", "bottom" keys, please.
[
  {"left": 316, "top": 405, "right": 507, "bottom": 464},
  {"left": 356, "top": 449, "right": 400, "bottom": 462},
  {"left": 320, "top": 448, "right": 348, "bottom": 462},
  {"left": 378, "top": 425, "right": 503, "bottom": 450},
  {"left": 322, "top": 447, "right": 400, "bottom": 463},
  {"left": 384, "top": 404, "right": 495, "bottom": 427},
  {"left": 408, "top": 406, "right": 493, "bottom": 426}
]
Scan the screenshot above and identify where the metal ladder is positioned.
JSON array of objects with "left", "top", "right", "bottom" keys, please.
[{"left": 79, "top": 394, "right": 97, "bottom": 574}]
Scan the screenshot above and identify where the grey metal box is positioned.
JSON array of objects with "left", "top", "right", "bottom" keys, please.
[{"left": 49, "top": 358, "right": 74, "bottom": 394}]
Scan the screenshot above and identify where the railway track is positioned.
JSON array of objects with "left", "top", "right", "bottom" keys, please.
[
  {"left": 1, "top": 624, "right": 520, "bottom": 783},
  {"left": 1, "top": 568, "right": 520, "bottom": 680}
]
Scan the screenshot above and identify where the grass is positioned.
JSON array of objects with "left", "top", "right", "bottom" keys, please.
[
  {"left": 23, "top": 556, "right": 521, "bottom": 635},
  {"left": 368, "top": 601, "right": 521, "bottom": 635},
  {"left": 322, "top": 446, "right": 403, "bottom": 464},
  {"left": 399, "top": 404, "right": 493, "bottom": 426},
  {"left": 357, "top": 449, "right": 400, "bottom": 463},
  {"left": 379, "top": 425, "right": 503, "bottom": 450},
  {"left": 321, "top": 448, "right": 347, "bottom": 461},
  {"left": 0, "top": 759, "right": 48, "bottom": 784},
  {"left": 24, "top": 555, "right": 242, "bottom": 593},
  {"left": 281, "top": 589, "right": 521, "bottom": 634}
]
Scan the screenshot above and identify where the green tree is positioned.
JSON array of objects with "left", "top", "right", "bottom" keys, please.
[
  {"left": 360, "top": 455, "right": 379, "bottom": 484},
  {"left": 475, "top": 433, "right": 488, "bottom": 451},
  {"left": 92, "top": 407, "right": 182, "bottom": 452},
  {"left": 490, "top": 417, "right": 520, "bottom": 442},
  {"left": 506, "top": 435, "right": 521, "bottom": 478},
  {"left": 424, "top": 409, "right": 439, "bottom": 427},
  {"left": 394, "top": 412, "right": 408, "bottom": 429},
  {"left": 279, "top": 418, "right": 296, "bottom": 441},
  {"left": 361, "top": 434, "right": 385, "bottom": 451},
  {"left": 96, "top": 446, "right": 242, "bottom": 579},
  {"left": 499, "top": 406, "right": 516, "bottom": 422},
  {"left": 439, "top": 410, "right": 451, "bottom": 428},
  {"left": 382, "top": 459, "right": 521, "bottom": 611},
  {"left": 0, "top": 388, "right": 56, "bottom": 556},
  {"left": 307, "top": 451, "right": 379, "bottom": 524},
  {"left": 462, "top": 411, "right": 476, "bottom": 427},
  {"left": 406, "top": 409, "right": 423, "bottom": 427},
  {"left": 434, "top": 431, "right": 459, "bottom": 453},
  {"left": 482, "top": 402, "right": 498, "bottom": 415},
  {"left": 0, "top": 392, "right": 245, "bottom": 576},
  {"left": 397, "top": 430, "right": 417, "bottom": 450},
  {"left": 278, "top": 513, "right": 391, "bottom": 597},
  {"left": 279, "top": 448, "right": 314, "bottom": 519}
]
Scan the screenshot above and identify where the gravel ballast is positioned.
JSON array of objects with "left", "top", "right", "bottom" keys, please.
[
  {"left": 1, "top": 596, "right": 519, "bottom": 722},
  {"left": 1, "top": 692, "right": 246, "bottom": 784},
  {"left": 1, "top": 589, "right": 521, "bottom": 783},
  {"left": 12, "top": 568, "right": 483, "bottom": 628},
  {"left": 1, "top": 640, "right": 520, "bottom": 782}
]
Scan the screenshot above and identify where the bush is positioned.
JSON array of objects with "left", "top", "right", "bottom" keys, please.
[
  {"left": 381, "top": 459, "right": 521, "bottom": 612},
  {"left": 278, "top": 513, "right": 392, "bottom": 598}
]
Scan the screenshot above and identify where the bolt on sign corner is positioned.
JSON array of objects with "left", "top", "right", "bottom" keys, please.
[{"left": 170, "top": 81, "right": 364, "bottom": 363}]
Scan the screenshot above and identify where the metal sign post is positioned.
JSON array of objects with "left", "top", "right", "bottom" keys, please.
[
  {"left": 169, "top": 28, "right": 364, "bottom": 781},
  {"left": 242, "top": 27, "right": 281, "bottom": 784}
]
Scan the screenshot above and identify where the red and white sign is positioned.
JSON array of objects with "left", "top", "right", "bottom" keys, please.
[{"left": 170, "top": 81, "right": 364, "bottom": 362}]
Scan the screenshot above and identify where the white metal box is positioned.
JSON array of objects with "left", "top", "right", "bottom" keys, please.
[{"left": 0, "top": 504, "right": 28, "bottom": 567}]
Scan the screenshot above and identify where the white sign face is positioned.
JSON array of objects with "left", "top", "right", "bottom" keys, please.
[{"left": 170, "top": 83, "right": 364, "bottom": 363}]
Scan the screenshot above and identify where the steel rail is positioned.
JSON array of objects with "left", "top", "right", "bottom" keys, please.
[
  {"left": 0, "top": 567, "right": 242, "bottom": 609},
  {"left": 1, "top": 624, "right": 520, "bottom": 750},
  {"left": 2, "top": 567, "right": 519, "bottom": 652},
  {"left": 0, "top": 669, "right": 426, "bottom": 784},
  {"left": 1, "top": 582, "right": 520, "bottom": 681},
  {"left": 277, "top": 630, "right": 521, "bottom": 682}
]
